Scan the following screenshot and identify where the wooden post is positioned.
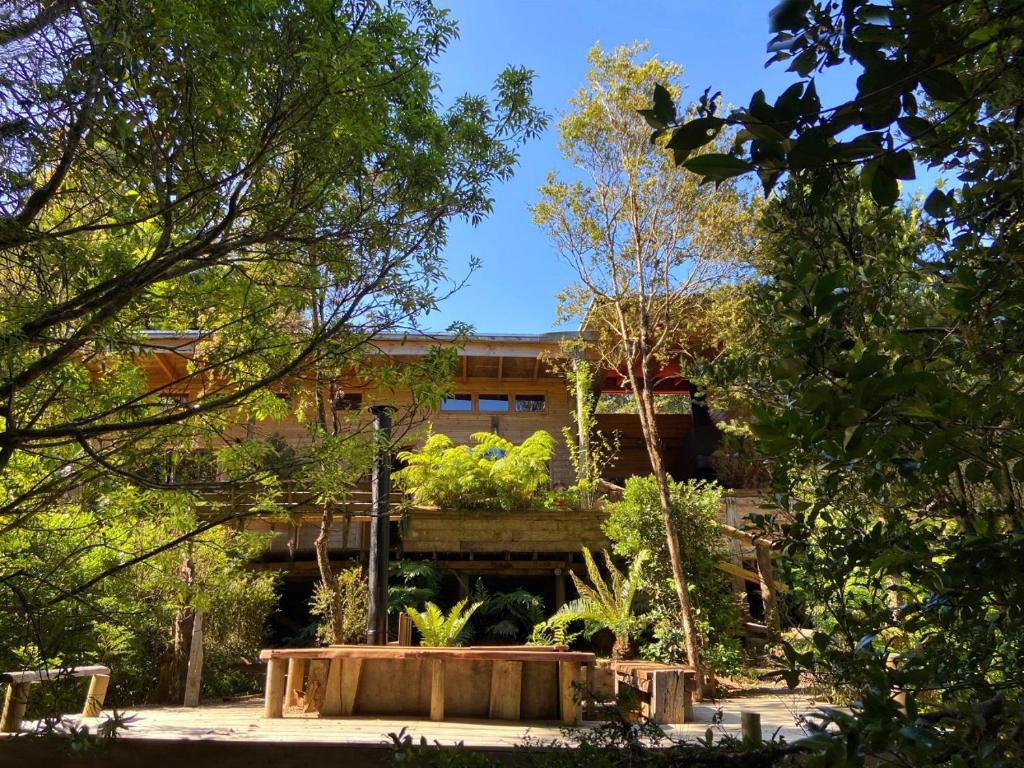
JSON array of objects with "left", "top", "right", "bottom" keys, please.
[
  {"left": 366, "top": 405, "right": 394, "bottom": 646},
  {"left": 429, "top": 659, "right": 445, "bottom": 721},
  {"left": 558, "top": 661, "right": 582, "bottom": 725},
  {"left": 264, "top": 658, "right": 287, "bottom": 718},
  {"left": 183, "top": 610, "right": 204, "bottom": 707},
  {"left": 286, "top": 657, "right": 304, "bottom": 707},
  {"left": 650, "top": 670, "right": 687, "bottom": 724},
  {"left": 754, "top": 541, "right": 780, "bottom": 636},
  {"left": 0, "top": 683, "right": 30, "bottom": 733},
  {"left": 303, "top": 659, "right": 330, "bottom": 714},
  {"left": 741, "top": 710, "right": 762, "bottom": 744},
  {"left": 554, "top": 570, "right": 566, "bottom": 610},
  {"left": 82, "top": 674, "right": 111, "bottom": 717},
  {"left": 340, "top": 658, "right": 362, "bottom": 715},
  {"left": 488, "top": 660, "right": 522, "bottom": 720},
  {"left": 322, "top": 658, "right": 342, "bottom": 715},
  {"left": 397, "top": 613, "right": 413, "bottom": 646}
]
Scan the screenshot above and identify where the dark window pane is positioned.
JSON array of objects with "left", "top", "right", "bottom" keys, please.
[
  {"left": 515, "top": 394, "right": 546, "bottom": 413},
  {"left": 333, "top": 392, "right": 363, "bottom": 411},
  {"left": 440, "top": 394, "right": 473, "bottom": 412},
  {"left": 478, "top": 394, "right": 509, "bottom": 412}
]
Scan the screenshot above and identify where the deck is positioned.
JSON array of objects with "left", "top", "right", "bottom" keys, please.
[{"left": 1, "top": 689, "right": 819, "bottom": 768}]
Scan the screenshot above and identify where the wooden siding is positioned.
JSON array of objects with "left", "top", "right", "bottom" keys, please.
[{"left": 596, "top": 413, "right": 692, "bottom": 483}]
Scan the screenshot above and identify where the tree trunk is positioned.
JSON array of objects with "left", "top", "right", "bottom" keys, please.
[
  {"left": 612, "top": 634, "right": 635, "bottom": 661},
  {"left": 159, "top": 554, "right": 196, "bottom": 705},
  {"left": 631, "top": 381, "right": 708, "bottom": 700},
  {"left": 314, "top": 504, "right": 343, "bottom": 644}
]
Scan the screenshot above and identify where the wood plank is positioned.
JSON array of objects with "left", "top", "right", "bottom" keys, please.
[
  {"left": 397, "top": 614, "right": 412, "bottom": 647},
  {"left": 558, "top": 661, "right": 582, "bottom": 726},
  {"left": 650, "top": 670, "right": 688, "bottom": 724},
  {"left": 715, "top": 560, "right": 789, "bottom": 592},
  {"left": 429, "top": 659, "right": 445, "bottom": 722},
  {"left": 322, "top": 659, "right": 342, "bottom": 715},
  {"left": 340, "top": 658, "right": 362, "bottom": 716},
  {"left": 82, "top": 674, "right": 110, "bottom": 717},
  {"left": 263, "top": 658, "right": 287, "bottom": 718},
  {"left": 0, "top": 665, "right": 111, "bottom": 685},
  {"left": 303, "top": 660, "right": 330, "bottom": 714},
  {"left": 286, "top": 658, "right": 304, "bottom": 707},
  {"left": 755, "top": 542, "right": 781, "bottom": 636},
  {"left": 260, "top": 647, "right": 595, "bottom": 663},
  {"left": 488, "top": 661, "right": 522, "bottom": 721},
  {"left": 183, "top": 610, "right": 204, "bottom": 707}
]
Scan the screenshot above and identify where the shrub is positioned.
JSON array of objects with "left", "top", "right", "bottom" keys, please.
[
  {"left": 603, "top": 477, "right": 742, "bottom": 675},
  {"left": 310, "top": 566, "right": 369, "bottom": 645},
  {"left": 406, "top": 600, "right": 481, "bottom": 646},
  {"left": 394, "top": 430, "right": 555, "bottom": 510}
]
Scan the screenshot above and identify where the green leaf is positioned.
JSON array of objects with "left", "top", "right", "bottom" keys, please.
[
  {"left": 923, "top": 188, "right": 951, "bottom": 217},
  {"left": 882, "top": 150, "right": 915, "bottom": 180},
  {"left": 871, "top": 167, "right": 899, "bottom": 206},
  {"left": 651, "top": 83, "right": 675, "bottom": 125},
  {"left": 769, "top": 0, "right": 812, "bottom": 33},
  {"left": 897, "top": 116, "right": 932, "bottom": 139},
  {"left": 665, "top": 117, "right": 725, "bottom": 156},
  {"left": 681, "top": 153, "right": 753, "bottom": 182},
  {"left": 919, "top": 69, "right": 968, "bottom": 102}
]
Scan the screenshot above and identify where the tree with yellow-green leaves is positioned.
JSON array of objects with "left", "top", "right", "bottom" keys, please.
[{"left": 532, "top": 43, "right": 757, "bottom": 698}]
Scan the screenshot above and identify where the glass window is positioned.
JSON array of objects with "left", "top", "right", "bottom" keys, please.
[
  {"left": 515, "top": 394, "right": 546, "bottom": 413},
  {"left": 440, "top": 394, "right": 473, "bottom": 412},
  {"left": 477, "top": 394, "right": 509, "bottom": 412}
]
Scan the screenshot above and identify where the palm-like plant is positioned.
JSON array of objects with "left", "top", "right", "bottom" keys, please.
[
  {"left": 405, "top": 599, "right": 482, "bottom": 647},
  {"left": 552, "top": 548, "right": 649, "bottom": 659}
]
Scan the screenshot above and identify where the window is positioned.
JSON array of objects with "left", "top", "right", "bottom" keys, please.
[
  {"left": 440, "top": 394, "right": 473, "bottom": 412},
  {"left": 515, "top": 394, "right": 546, "bottom": 413},
  {"left": 333, "top": 392, "right": 363, "bottom": 411},
  {"left": 477, "top": 394, "right": 509, "bottom": 412}
]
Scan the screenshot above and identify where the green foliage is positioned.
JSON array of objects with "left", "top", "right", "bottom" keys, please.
[
  {"left": 603, "top": 477, "right": 741, "bottom": 673},
  {"left": 469, "top": 581, "right": 545, "bottom": 645},
  {"left": 310, "top": 566, "right": 369, "bottom": 646},
  {"left": 405, "top": 600, "right": 481, "bottom": 647},
  {"left": 676, "top": 1, "right": 1024, "bottom": 758},
  {"left": 548, "top": 548, "right": 650, "bottom": 660},
  {"left": 394, "top": 430, "right": 556, "bottom": 511},
  {"left": 388, "top": 561, "right": 441, "bottom": 614}
]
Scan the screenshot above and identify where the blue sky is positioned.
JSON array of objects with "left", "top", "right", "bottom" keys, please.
[{"left": 423, "top": 1, "right": 925, "bottom": 334}]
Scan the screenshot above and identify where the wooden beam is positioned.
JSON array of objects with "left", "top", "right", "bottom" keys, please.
[
  {"left": 716, "top": 560, "right": 789, "bottom": 592},
  {"left": 460, "top": 356, "right": 468, "bottom": 383},
  {"left": 0, "top": 683, "right": 29, "bottom": 732},
  {"left": 755, "top": 542, "right": 781, "bottom": 637},
  {"left": 82, "top": 674, "right": 110, "bottom": 718},
  {"left": 558, "top": 661, "right": 582, "bottom": 725},
  {"left": 263, "top": 658, "right": 286, "bottom": 718},
  {"left": 497, "top": 356, "right": 503, "bottom": 384},
  {"left": 286, "top": 657, "right": 304, "bottom": 706},
  {"left": 183, "top": 610, "right": 204, "bottom": 707},
  {"left": 152, "top": 351, "right": 176, "bottom": 382},
  {"left": 532, "top": 357, "right": 541, "bottom": 383},
  {"left": 429, "top": 659, "right": 445, "bottom": 721}
]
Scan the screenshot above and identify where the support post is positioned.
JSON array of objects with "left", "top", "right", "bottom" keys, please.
[
  {"left": 755, "top": 541, "right": 781, "bottom": 637},
  {"left": 366, "top": 405, "right": 394, "bottom": 646},
  {"left": 0, "top": 683, "right": 29, "bottom": 733},
  {"left": 82, "top": 674, "right": 110, "bottom": 717},
  {"left": 741, "top": 710, "right": 762, "bottom": 744},
  {"left": 264, "top": 658, "right": 287, "bottom": 718},
  {"left": 183, "top": 610, "right": 204, "bottom": 707}
]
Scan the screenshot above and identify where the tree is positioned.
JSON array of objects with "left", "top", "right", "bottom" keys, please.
[
  {"left": 652, "top": 2, "right": 1024, "bottom": 763},
  {"left": 532, "top": 43, "right": 756, "bottom": 697},
  {"left": 0, "top": 0, "right": 544, "bottom": 619},
  {"left": 406, "top": 599, "right": 481, "bottom": 647},
  {"left": 551, "top": 548, "right": 649, "bottom": 661}
]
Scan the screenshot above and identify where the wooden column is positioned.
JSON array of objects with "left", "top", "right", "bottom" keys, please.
[
  {"left": 183, "top": 610, "right": 204, "bottom": 707},
  {"left": 397, "top": 613, "right": 413, "bottom": 646},
  {"left": 558, "top": 661, "right": 582, "bottom": 725},
  {"left": 741, "top": 710, "right": 762, "bottom": 744},
  {"left": 554, "top": 570, "right": 566, "bottom": 610},
  {"left": 429, "top": 659, "right": 445, "bottom": 721},
  {"left": 366, "top": 405, "right": 394, "bottom": 646},
  {"left": 340, "top": 658, "right": 362, "bottom": 715},
  {"left": 264, "top": 658, "right": 287, "bottom": 718},
  {"left": 82, "top": 674, "right": 111, "bottom": 717},
  {"left": 0, "top": 683, "right": 30, "bottom": 733}
]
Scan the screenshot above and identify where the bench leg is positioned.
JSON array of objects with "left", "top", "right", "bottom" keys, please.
[
  {"left": 303, "top": 659, "right": 330, "bottom": 714},
  {"left": 429, "top": 659, "right": 445, "bottom": 722},
  {"left": 558, "top": 661, "right": 582, "bottom": 725},
  {"left": 286, "top": 657, "right": 304, "bottom": 707},
  {"left": 82, "top": 674, "right": 110, "bottom": 717},
  {"left": 1, "top": 683, "right": 30, "bottom": 733},
  {"left": 322, "top": 658, "right": 342, "bottom": 715},
  {"left": 264, "top": 658, "right": 287, "bottom": 718}
]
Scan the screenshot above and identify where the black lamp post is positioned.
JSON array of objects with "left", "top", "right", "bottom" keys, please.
[{"left": 366, "top": 405, "right": 394, "bottom": 645}]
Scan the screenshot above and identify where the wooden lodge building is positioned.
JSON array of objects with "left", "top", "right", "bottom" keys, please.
[{"left": 139, "top": 330, "right": 766, "bottom": 634}]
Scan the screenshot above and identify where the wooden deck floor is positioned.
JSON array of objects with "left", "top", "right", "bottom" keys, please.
[{"left": 23, "top": 687, "right": 818, "bottom": 747}]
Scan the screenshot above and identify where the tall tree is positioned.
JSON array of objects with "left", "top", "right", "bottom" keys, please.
[
  {"left": 532, "top": 43, "right": 756, "bottom": 697},
  {"left": 652, "top": 1, "right": 1024, "bottom": 763},
  {"left": 0, "top": 0, "right": 543, "bottom": 667}
]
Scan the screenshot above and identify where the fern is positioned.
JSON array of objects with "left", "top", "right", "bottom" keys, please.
[
  {"left": 549, "top": 548, "right": 650, "bottom": 659},
  {"left": 405, "top": 599, "right": 482, "bottom": 646},
  {"left": 394, "top": 429, "right": 556, "bottom": 510}
]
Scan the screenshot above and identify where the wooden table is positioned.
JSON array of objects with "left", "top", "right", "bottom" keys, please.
[{"left": 258, "top": 646, "right": 595, "bottom": 725}]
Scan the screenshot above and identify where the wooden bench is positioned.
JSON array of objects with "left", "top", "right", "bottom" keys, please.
[
  {"left": 611, "top": 661, "right": 696, "bottom": 724},
  {"left": 258, "top": 646, "right": 595, "bottom": 725},
  {"left": 0, "top": 665, "right": 111, "bottom": 733}
]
